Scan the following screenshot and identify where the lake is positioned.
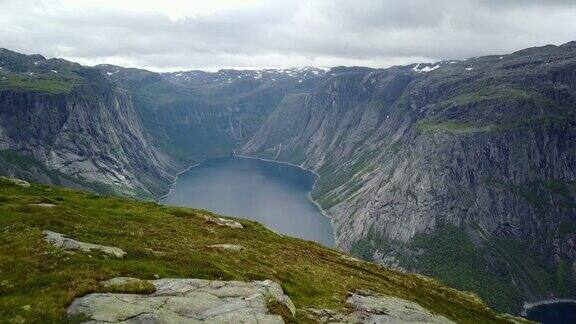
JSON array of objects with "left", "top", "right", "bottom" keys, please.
[
  {"left": 525, "top": 301, "right": 576, "bottom": 323},
  {"left": 160, "top": 156, "right": 335, "bottom": 246}
]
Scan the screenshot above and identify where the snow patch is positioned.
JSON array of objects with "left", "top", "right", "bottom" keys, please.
[{"left": 413, "top": 63, "right": 440, "bottom": 73}]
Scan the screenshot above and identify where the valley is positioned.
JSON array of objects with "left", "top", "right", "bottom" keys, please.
[{"left": 0, "top": 41, "right": 575, "bottom": 318}]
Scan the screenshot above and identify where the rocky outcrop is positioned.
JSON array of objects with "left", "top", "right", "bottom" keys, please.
[
  {"left": 68, "top": 278, "right": 294, "bottom": 323},
  {"left": 43, "top": 230, "right": 126, "bottom": 258},
  {"left": 309, "top": 291, "right": 454, "bottom": 323},
  {"left": 203, "top": 215, "right": 243, "bottom": 229},
  {"left": 1, "top": 176, "right": 29, "bottom": 188},
  {"left": 208, "top": 244, "right": 244, "bottom": 252},
  {"left": 242, "top": 42, "right": 576, "bottom": 311}
]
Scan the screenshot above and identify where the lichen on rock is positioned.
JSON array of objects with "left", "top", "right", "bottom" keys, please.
[{"left": 67, "top": 278, "right": 294, "bottom": 323}]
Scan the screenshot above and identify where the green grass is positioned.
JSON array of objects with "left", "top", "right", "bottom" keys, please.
[
  {"left": 0, "top": 74, "right": 77, "bottom": 94},
  {"left": 401, "top": 225, "right": 523, "bottom": 313},
  {"left": 394, "top": 223, "right": 576, "bottom": 314},
  {"left": 417, "top": 120, "right": 494, "bottom": 134},
  {"left": 0, "top": 179, "right": 517, "bottom": 323}
]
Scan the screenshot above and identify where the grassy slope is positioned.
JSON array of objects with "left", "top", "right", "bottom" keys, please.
[{"left": 0, "top": 179, "right": 520, "bottom": 323}]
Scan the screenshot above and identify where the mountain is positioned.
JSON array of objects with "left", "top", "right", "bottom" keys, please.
[
  {"left": 0, "top": 48, "right": 326, "bottom": 198},
  {"left": 1, "top": 43, "right": 575, "bottom": 314},
  {"left": 95, "top": 65, "right": 326, "bottom": 163},
  {"left": 0, "top": 49, "right": 178, "bottom": 198},
  {"left": 241, "top": 42, "right": 576, "bottom": 312},
  {"left": 0, "top": 177, "right": 525, "bottom": 323}
]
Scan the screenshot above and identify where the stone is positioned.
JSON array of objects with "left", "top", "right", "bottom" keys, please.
[
  {"left": 31, "top": 203, "right": 56, "bottom": 208},
  {"left": 203, "top": 215, "right": 243, "bottom": 229},
  {"left": 43, "top": 230, "right": 126, "bottom": 258},
  {"left": 208, "top": 244, "right": 244, "bottom": 252},
  {"left": 308, "top": 291, "right": 454, "bottom": 323},
  {"left": 1, "top": 177, "right": 30, "bottom": 188},
  {"left": 67, "top": 278, "right": 294, "bottom": 323},
  {"left": 341, "top": 254, "right": 361, "bottom": 262}
]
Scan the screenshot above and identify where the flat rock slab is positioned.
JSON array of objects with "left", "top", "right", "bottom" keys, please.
[
  {"left": 208, "top": 244, "right": 244, "bottom": 252},
  {"left": 203, "top": 215, "right": 243, "bottom": 229},
  {"left": 31, "top": 203, "right": 56, "bottom": 208},
  {"left": 68, "top": 278, "right": 295, "bottom": 323},
  {"left": 310, "top": 292, "right": 454, "bottom": 323},
  {"left": 43, "top": 230, "right": 126, "bottom": 258}
]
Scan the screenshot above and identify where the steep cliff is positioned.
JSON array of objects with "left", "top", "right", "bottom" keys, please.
[
  {"left": 242, "top": 42, "right": 576, "bottom": 312},
  {"left": 0, "top": 49, "right": 178, "bottom": 198},
  {"left": 0, "top": 48, "right": 326, "bottom": 199},
  {"left": 96, "top": 65, "right": 326, "bottom": 163}
]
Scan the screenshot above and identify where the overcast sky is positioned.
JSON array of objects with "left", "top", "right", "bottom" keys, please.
[{"left": 1, "top": 0, "right": 575, "bottom": 72}]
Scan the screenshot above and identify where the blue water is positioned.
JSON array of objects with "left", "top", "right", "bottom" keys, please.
[
  {"left": 526, "top": 302, "right": 576, "bottom": 323},
  {"left": 160, "top": 156, "right": 335, "bottom": 246}
]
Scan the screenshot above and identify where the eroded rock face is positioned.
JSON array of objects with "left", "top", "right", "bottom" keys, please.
[
  {"left": 0, "top": 50, "right": 180, "bottom": 199},
  {"left": 241, "top": 42, "right": 576, "bottom": 309},
  {"left": 43, "top": 230, "right": 126, "bottom": 258},
  {"left": 309, "top": 292, "right": 454, "bottom": 324},
  {"left": 68, "top": 278, "right": 294, "bottom": 323}
]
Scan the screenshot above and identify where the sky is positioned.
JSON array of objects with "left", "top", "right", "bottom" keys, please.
[{"left": 1, "top": 0, "right": 575, "bottom": 72}]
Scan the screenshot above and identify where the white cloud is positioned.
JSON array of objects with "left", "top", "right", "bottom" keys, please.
[{"left": 0, "top": 0, "right": 575, "bottom": 71}]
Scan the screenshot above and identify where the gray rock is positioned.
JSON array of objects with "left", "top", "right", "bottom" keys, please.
[
  {"left": 203, "top": 215, "right": 243, "bottom": 229},
  {"left": 1, "top": 176, "right": 30, "bottom": 188},
  {"left": 208, "top": 244, "right": 244, "bottom": 252},
  {"left": 309, "top": 292, "right": 454, "bottom": 323},
  {"left": 31, "top": 203, "right": 56, "bottom": 208},
  {"left": 68, "top": 278, "right": 294, "bottom": 323},
  {"left": 43, "top": 230, "right": 126, "bottom": 258}
]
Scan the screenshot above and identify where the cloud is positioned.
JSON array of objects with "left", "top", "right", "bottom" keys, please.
[{"left": 0, "top": 0, "right": 575, "bottom": 71}]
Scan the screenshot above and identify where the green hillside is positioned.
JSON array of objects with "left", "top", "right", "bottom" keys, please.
[{"left": 0, "top": 178, "right": 524, "bottom": 323}]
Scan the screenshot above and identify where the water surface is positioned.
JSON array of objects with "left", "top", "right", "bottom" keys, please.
[
  {"left": 525, "top": 302, "right": 576, "bottom": 323},
  {"left": 161, "top": 156, "right": 335, "bottom": 246}
]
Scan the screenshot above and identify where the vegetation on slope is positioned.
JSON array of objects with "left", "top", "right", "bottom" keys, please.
[{"left": 0, "top": 179, "right": 519, "bottom": 323}]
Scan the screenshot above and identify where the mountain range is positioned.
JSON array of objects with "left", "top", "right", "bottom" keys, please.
[{"left": 0, "top": 42, "right": 575, "bottom": 313}]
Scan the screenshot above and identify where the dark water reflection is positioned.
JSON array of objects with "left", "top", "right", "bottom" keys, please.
[
  {"left": 160, "top": 156, "right": 335, "bottom": 246},
  {"left": 526, "top": 302, "right": 576, "bottom": 324}
]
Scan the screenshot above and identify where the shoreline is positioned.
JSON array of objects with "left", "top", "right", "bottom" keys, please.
[
  {"left": 234, "top": 154, "right": 340, "bottom": 247},
  {"left": 155, "top": 159, "right": 205, "bottom": 202},
  {"left": 158, "top": 153, "right": 340, "bottom": 247},
  {"left": 521, "top": 298, "right": 576, "bottom": 316}
]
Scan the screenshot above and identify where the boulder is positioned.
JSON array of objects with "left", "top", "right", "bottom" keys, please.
[
  {"left": 43, "top": 230, "right": 126, "bottom": 258},
  {"left": 68, "top": 278, "right": 295, "bottom": 323},
  {"left": 309, "top": 291, "right": 454, "bottom": 323},
  {"left": 31, "top": 203, "right": 56, "bottom": 208},
  {"left": 208, "top": 244, "right": 244, "bottom": 252},
  {"left": 1, "top": 177, "right": 30, "bottom": 188},
  {"left": 203, "top": 215, "right": 243, "bottom": 229}
]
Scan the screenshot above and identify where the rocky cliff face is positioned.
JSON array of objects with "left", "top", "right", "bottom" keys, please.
[
  {"left": 96, "top": 65, "right": 326, "bottom": 163},
  {"left": 0, "top": 49, "right": 178, "bottom": 198},
  {"left": 242, "top": 42, "right": 576, "bottom": 312},
  {"left": 0, "top": 48, "right": 327, "bottom": 199}
]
